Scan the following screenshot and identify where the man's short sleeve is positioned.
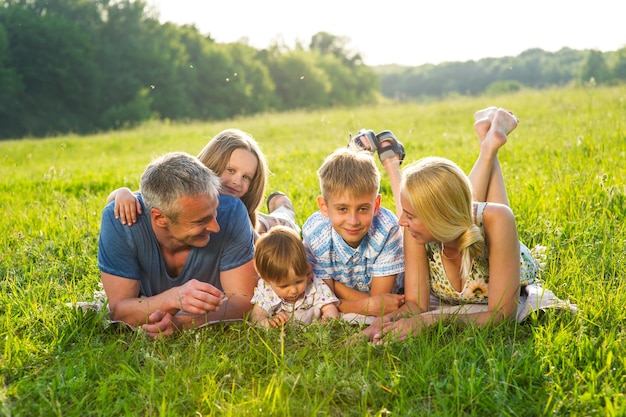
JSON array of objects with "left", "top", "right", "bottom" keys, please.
[
  {"left": 215, "top": 195, "right": 255, "bottom": 271},
  {"left": 97, "top": 201, "right": 143, "bottom": 280}
]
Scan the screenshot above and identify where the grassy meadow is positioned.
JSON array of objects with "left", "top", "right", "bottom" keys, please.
[{"left": 1, "top": 85, "right": 625, "bottom": 416}]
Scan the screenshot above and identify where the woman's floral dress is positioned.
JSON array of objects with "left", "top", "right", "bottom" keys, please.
[{"left": 425, "top": 202, "right": 539, "bottom": 304}]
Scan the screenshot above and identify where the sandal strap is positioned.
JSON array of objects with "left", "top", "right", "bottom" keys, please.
[
  {"left": 266, "top": 191, "right": 287, "bottom": 212},
  {"left": 376, "top": 130, "right": 405, "bottom": 165},
  {"left": 349, "top": 129, "right": 379, "bottom": 153},
  {"left": 375, "top": 130, "right": 396, "bottom": 143}
]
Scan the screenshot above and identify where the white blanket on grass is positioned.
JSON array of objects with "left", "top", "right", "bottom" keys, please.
[
  {"left": 69, "top": 283, "right": 577, "bottom": 330},
  {"left": 341, "top": 283, "right": 578, "bottom": 325}
]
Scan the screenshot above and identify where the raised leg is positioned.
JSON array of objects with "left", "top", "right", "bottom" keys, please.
[{"left": 468, "top": 108, "right": 517, "bottom": 206}]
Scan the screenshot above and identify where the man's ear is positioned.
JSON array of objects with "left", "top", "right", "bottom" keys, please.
[
  {"left": 317, "top": 195, "right": 329, "bottom": 217},
  {"left": 151, "top": 208, "right": 168, "bottom": 227}
]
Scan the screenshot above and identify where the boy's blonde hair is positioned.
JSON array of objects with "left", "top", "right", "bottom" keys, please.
[
  {"left": 254, "top": 226, "right": 309, "bottom": 284},
  {"left": 196, "top": 128, "right": 269, "bottom": 228},
  {"left": 401, "top": 157, "right": 484, "bottom": 280},
  {"left": 317, "top": 146, "right": 380, "bottom": 199}
]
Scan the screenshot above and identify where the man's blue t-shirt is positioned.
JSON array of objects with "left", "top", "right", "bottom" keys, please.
[{"left": 97, "top": 194, "right": 254, "bottom": 297}]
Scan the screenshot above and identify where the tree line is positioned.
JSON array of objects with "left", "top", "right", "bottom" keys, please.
[
  {"left": 1, "top": 0, "right": 624, "bottom": 140},
  {"left": 376, "top": 46, "right": 626, "bottom": 100},
  {"left": 0, "top": 0, "right": 378, "bottom": 139}
]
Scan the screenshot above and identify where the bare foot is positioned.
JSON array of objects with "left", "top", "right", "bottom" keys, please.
[
  {"left": 474, "top": 106, "right": 497, "bottom": 122},
  {"left": 482, "top": 108, "right": 518, "bottom": 152},
  {"left": 473, "top": 106, "right": 497, "bottom": 141},
  {"left": 494, "top": 108, "right": 519, "bottom": 135}
]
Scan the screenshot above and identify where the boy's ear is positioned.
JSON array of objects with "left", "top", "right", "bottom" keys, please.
[
  {"left": 374, "top": 194, "right": 382, "bottom": 214},
  {"left": 317, "top": 196, "right": 329, "bottom": 217}
]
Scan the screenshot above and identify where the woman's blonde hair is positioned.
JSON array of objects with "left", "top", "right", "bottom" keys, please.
[
  {"left": 402, "top": 157, "right": 484, "bottom": 280},
  {"left": 254, "top": 226, "right": 309, "bottom": 284},
  {"left": 196, "top": 128, "right": 269, "bottom": 228}
]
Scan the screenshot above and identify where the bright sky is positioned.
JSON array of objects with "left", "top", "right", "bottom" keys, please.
[{"left": 146, "top": 0, "right": 625, "bottom": 67}]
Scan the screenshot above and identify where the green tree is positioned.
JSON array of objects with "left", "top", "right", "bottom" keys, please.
[
  {"left": 317, "top": 52, "right": 379, "bottom": 106},
  {"left": 510, "top": 48, "right": 548, "bottom": 87},
  {"left": 175, "top": 27, "right": 239, "bottom": 119},
  {"left": 221, "top": 42, "right": 275, "bottom": 115},
  {"left": 612, "top": 46, "right": 626, "bottom": 82},
  {"left": 140, "top": 22, "right": 196, "bottom": 120},
  {"left": 95, "top": 0, "right": 160, "bottom": 128},
  {"left": 377, "top": 47, "right": 590, "bottom": 100},
  {"left": 309, "top": 31, "right": 363, "bottom": 66},
  {"left": 299, "top": 32, "right": 378, "bottom": 107},
  {"left": 0, "top": 23, "right": 23, "bottom": 139},
  {"left": 100, "top": 88, "right": 154, "bottom": 128},
  {"left": 580, "top": 49, "right": 612, "bottom": 84},
  {"left": 266, "top": 50, "right": 331, "bottom": 110},
  {"left": 0, "top": 3, "right": 100, "bottom": 138},
  {"left": 484, "top": 80, "right": 523, "bottom": 95}
]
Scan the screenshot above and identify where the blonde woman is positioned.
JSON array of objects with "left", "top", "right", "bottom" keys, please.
[{"left": 360, "top": 108, "right": 571, "bottom": 343}]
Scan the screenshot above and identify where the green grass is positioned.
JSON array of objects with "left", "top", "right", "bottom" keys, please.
[{"left": 1, "top": 85, "right": 625, "bottom": 416}]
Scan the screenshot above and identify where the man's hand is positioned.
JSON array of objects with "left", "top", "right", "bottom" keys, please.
[
  {"left": 173, "top": 279, "right": 225, "bottom": 315},
  {"left": 141, "top": 310, "right": 179, "bottom": 338}
]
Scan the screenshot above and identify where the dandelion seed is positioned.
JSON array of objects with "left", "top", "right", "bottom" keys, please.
[
  {"left": 189, "top": 64, "right": 194, "bottom": 69},
  {"left": 599, "top": 173, "right": 608, "bottom": 186},
  {"left": 150, "top": 85, "right": 155, "bottom": 89},
  {"left": 226, "top": 78, "right": 229, "bottom": 82}
]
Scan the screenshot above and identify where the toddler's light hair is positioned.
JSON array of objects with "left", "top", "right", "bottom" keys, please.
[{"left": 254, "top": 225, "right": 309, "bottom": 284}]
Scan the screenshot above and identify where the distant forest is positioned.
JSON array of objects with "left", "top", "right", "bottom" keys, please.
[
  {"left": 375, "top": 46, "right": 624, "bottom": 100},
  {"left": 1, "top": 0, "right": 624, "bottom": 140}
]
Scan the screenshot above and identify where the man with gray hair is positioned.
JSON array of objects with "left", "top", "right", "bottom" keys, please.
[{"left": 98, "top": 152, "right": 257, "bottom": 337}]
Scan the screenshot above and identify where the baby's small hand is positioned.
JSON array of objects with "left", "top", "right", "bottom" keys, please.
[{"left": 268, "top": 311, "right": 290, "bottom": 328}]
